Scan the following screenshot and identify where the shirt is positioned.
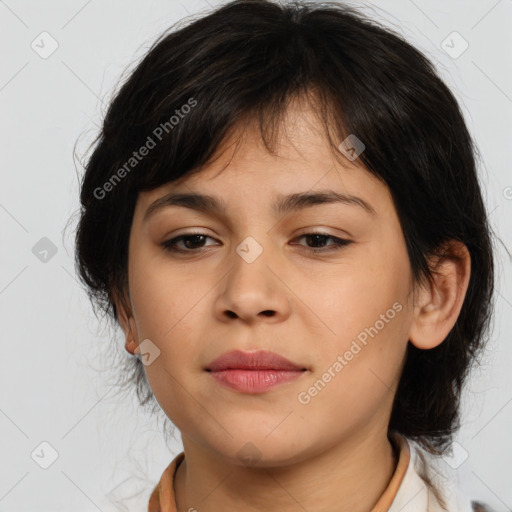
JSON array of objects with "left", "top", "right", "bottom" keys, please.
[{"left": 147, "top": 434, "right": 476, "bottom": 512}]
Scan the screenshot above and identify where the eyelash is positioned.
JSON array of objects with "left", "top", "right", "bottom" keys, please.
[{"left": 161, "top": 231, "right": 353, "bottom": 254}]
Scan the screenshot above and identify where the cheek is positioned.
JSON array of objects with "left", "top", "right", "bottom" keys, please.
[
  {"left": 308, "top": 239, "right": 412, "bottom": 387},
  {"left": 307, "top": 254, "right": 410, "bottom": 352},
  {"left": 128, "top": 250, "right": 203, "bottom": 340},
  {"left": 127, "top": 263, "right": 206, "bottom": 414},
  {"left": 296, "top": 304, "right": 409, "bottom": 438}
]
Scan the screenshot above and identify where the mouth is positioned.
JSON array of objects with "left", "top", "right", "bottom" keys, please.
[{"left": 205, "top": 350, "right": 308, "bottom": 394}]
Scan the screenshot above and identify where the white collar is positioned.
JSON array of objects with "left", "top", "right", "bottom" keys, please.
[{"left": 388, "top": 437, "right": 473, "bottom": 512}]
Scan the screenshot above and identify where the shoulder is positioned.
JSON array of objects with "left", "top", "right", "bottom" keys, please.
[
  {"left": 392, "top": 436, "right": 501, "bottom": 512},
  {"left": 470, "top": 503, "right": 509, "bottom": 512}
]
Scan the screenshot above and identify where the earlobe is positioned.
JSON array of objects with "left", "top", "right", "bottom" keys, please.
[
  {"left": 124, "top": 319, "right": 139, "bottom": 355},
  {"left": 408, "top": 240, "right": 471, "bottom": 350},
  {"left": 112, "top": 290, "right": 140, "bottom": 355}
]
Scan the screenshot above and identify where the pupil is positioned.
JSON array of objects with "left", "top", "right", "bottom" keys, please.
[
  {"left": 309, "top": 234, "right": 325, "bottom": 247},
  {"left": 185, "top": 235, "right": 204, "bottom": 249}
]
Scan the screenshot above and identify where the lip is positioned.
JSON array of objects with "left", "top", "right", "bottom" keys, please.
[{"left": 205, "top": 350, "right": 308, "bottom": 394}]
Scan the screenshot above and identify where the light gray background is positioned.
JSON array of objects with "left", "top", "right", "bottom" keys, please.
[{"left": 0, "top": 0, "right": 511, "bottom": 510}]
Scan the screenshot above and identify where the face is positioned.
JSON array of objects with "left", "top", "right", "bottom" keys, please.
[{"left": 122, "top": 101, "right": 416, "bottom": 467}]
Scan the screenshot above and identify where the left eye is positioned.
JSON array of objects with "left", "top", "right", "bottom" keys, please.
[
  {"left": 292, "top": 233, "right": 353, "bottom": 252},
  {"left": 161, "top": 232, "right": 352, "bottom": 253}
]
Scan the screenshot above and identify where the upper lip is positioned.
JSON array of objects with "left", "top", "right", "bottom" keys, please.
[{"left": 206, "top": 350, "right": 306, "bottom": 371}]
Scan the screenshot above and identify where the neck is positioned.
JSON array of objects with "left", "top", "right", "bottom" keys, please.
[{"left": 174, "top": 429, "right": 398, "bottom": 512}]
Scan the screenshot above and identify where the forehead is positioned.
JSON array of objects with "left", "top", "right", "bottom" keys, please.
[{"left": 135, "top": 101, "right": 391, "bottom": 218}]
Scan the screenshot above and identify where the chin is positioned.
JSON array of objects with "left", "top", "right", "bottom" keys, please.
[{"left": 207, "top": 434, "right": 311, "bottom": 468}]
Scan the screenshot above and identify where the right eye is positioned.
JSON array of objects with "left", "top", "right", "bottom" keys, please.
[{"left": 161, "top": 233, "right": 218, "bottom": 253}]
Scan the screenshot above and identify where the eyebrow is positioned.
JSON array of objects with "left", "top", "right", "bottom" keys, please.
[{"left": 143, "top": 189, "right": 377, "bottom": 222}]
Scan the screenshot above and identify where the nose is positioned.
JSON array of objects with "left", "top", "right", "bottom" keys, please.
[{"left": 213, "top": 237, "right": 292, "bottom": 324}]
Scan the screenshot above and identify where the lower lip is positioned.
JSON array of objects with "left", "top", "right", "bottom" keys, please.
[{"left": 209, "top": 369, "right": 305, "bottom": 393}]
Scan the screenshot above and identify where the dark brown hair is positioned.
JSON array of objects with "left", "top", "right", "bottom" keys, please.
[{"left": 74, "top": 0, "right": 495, "bottom": 456}]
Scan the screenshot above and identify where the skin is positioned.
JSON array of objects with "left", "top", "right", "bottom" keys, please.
[{"left": 116, "top": 97, "right": 471, "bottom": 512}]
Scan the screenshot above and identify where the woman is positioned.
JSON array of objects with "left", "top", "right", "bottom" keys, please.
[{"left": 74, "top": 1, "right": 497, "bottom": 510}]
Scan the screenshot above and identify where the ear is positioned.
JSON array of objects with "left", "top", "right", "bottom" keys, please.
[
  {"left": 408, "top": 240, "right": 471, "bottom": 350},
  {"left": 112, "top": 288, "right": 140, "bottom": 356}
]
